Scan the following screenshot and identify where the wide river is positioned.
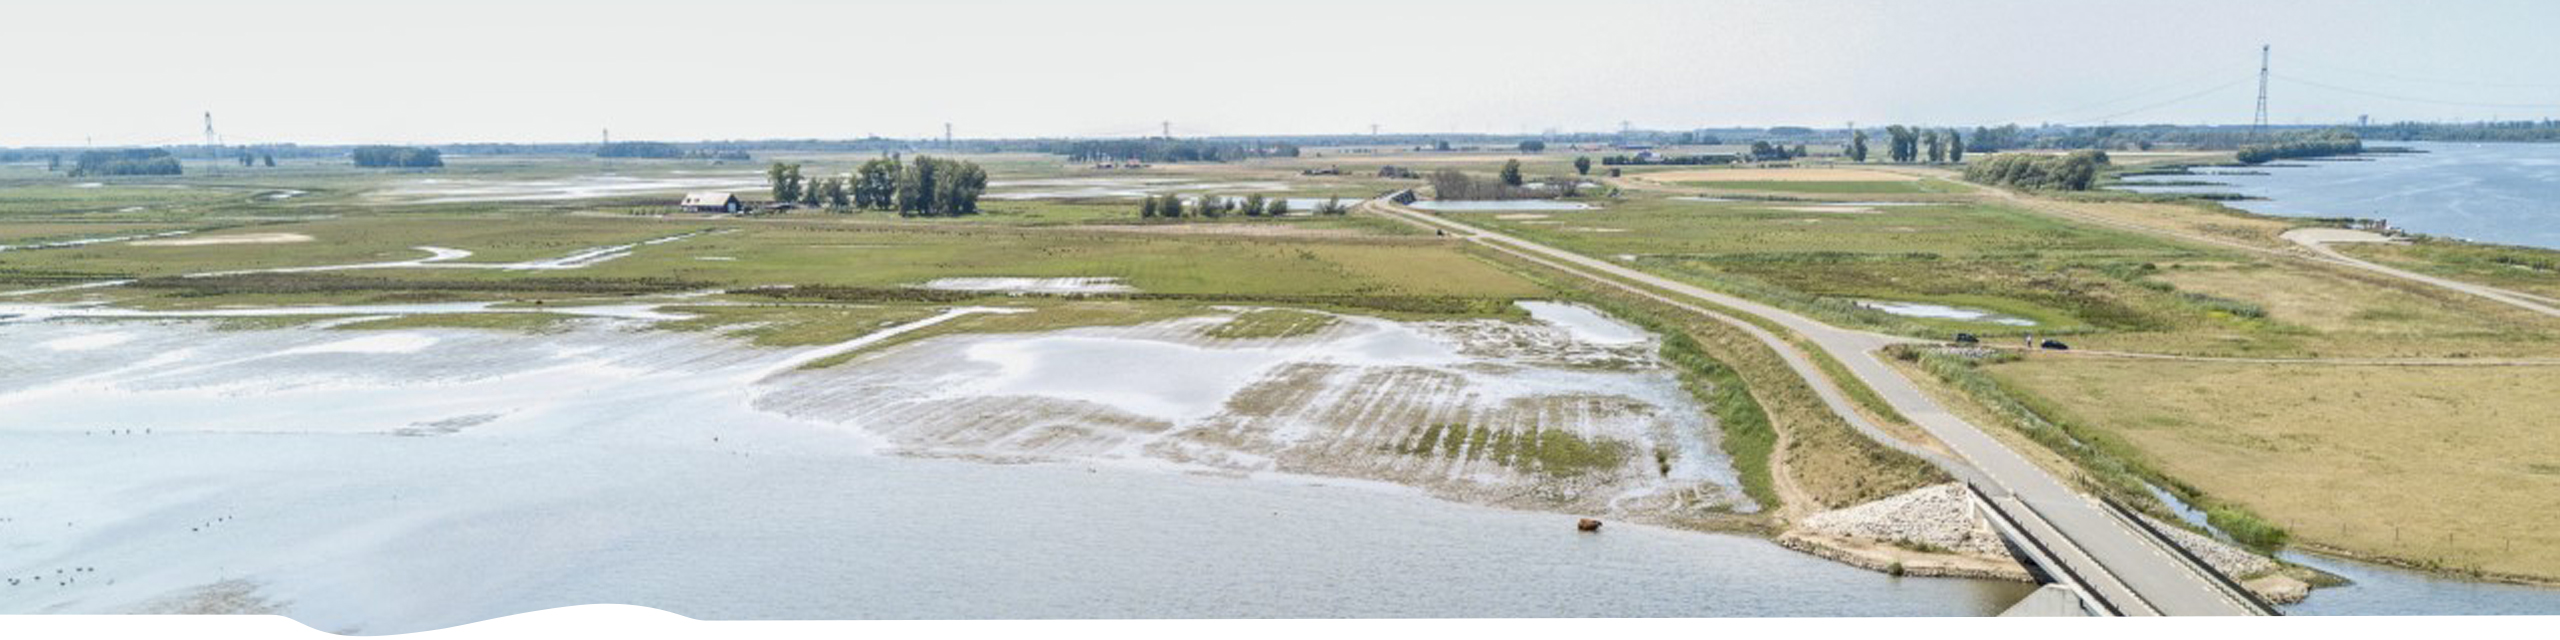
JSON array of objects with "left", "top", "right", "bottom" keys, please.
[{"left": 2120, "top": 140, "right": 2560, "bottom": 250}]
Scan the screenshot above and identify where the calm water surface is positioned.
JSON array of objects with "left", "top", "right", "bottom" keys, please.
[{"left": 2119, "top": 141, "right": 2560, "bottom": 249}]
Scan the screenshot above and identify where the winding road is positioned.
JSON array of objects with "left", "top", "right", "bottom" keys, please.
[{"left": 1363, "top": 196, "right": 2264, "bottom": 616}]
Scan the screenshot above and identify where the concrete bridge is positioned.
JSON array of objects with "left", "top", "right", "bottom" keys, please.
[{"left": 1362, "top": 194, "right": 2280, "bottom": 617}]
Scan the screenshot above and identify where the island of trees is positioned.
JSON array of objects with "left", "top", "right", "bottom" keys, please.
[
  {"left": 351, "top": 146, "right": 444, "bottom": 168},
  {"left": 1961, "top": 150, "right": 2109, "bottom": 190},
  {"left": 68, "top": 149, "right": 183, "bottom": 176},
  {"left": 1427, "top": 161, "right": 1579, "bottom": 200},
  {"left": 767, "top": 156, "right": 987, "bottom": 216},
  {"left": 1139, "top": 194, "right": 1347, "bottom": 219},
  {"left": 2235, "top": 131, "right": 2363, "bottom": 164}
]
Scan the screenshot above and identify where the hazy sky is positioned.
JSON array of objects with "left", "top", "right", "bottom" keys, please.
[{"left": 9, "top": 0, "right": 2558, "bottom": 146}]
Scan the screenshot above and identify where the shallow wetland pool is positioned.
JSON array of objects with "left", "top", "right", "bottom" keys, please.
[{"left": 0, "top": 300, "right": 2033, "bottom": 629}]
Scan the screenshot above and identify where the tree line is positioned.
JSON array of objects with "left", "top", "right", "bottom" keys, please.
[
  {"left": 1050, "top": 139, "right": 1300, "bottom": 163},
  {"left": 1138, "top": 194, "right": 1347, "bottom": 219},
  {"left": 1429, "top": 162, "right": 1576, "bottom": 200},
  {"left": 768, "top": 155, "right": 988, "bottom": 216},
  {"left": 351, "top": 146, "right": 444, "bottom": 168},
  {"left": 1599, "top": 154, "right": 1732, "bottom": 166},
  {"left": 2356, "top": 120, "right": 2560, "bottom": 143},
  {"left": 1864, "top": 126, "right": 1965, "bottom": 164},
  {"left": 596, "top": 142, "right": 752, "bottom": 160},
  {"left": 69, "top": 149, "right": 182, "bottom": 176},
  {"left": 1960, "top": 150, "right": 2109, "bottom": 191},
  {"left": 2234, "top": 131, "right": 2363, "bottom": 164}
]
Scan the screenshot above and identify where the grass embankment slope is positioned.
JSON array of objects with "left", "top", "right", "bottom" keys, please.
[
  {"left": 1923, "top": 172, "right": 2560, "bottom": 581},
  {"left": 1481, "top": 162, "right": 2560, "bottom": 582}
]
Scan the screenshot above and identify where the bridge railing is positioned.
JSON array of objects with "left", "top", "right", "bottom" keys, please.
[
  {"left": 2095, "top": 495, "right": 2285, "bottom": 616},
  {"left": 1963, "top": 483, "right": 2120, "bottom": 617}
]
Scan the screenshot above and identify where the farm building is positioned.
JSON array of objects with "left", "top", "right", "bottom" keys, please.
[{"left": 680, "top": 192, "right": 743, "bottom": 214}]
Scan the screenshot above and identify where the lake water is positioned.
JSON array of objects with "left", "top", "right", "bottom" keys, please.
[
  {"left": 0, "top": 312, "right": 2032, "bottom": 631},
  {"left": 2116, "top": 141, "right": 2560, "bottom": 250}
]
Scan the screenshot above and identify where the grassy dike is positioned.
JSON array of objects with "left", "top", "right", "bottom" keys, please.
[{"left": 1890, "top": 346, "right": 2292, "bottom": 549}]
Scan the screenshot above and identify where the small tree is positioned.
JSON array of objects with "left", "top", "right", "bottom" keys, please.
[
  {"left": 767, "top": 162, "right": 803, "bottom": 203},
  {"left": 1240, "top": 194, "right": 1266, "bottom": 217},
  {"left": 1518, "top": 140, "right": 1546, "bottom": 153},
  {"left": 1139, "top": 195, "right": 1159, "bottom": 218},
  {"left": 825, "top": 177, "right": 851, "bottom": 210},
  {"left": 1266, "top": 197, "right": 1290, "bottom": 216},
  {"left": 1499, "top": 159, "right": 1524, "bottom": 187},
  {"left": 1573, "top": 156, "right": 1591, "bottom": 175},
  {"left": 1848, "top": 130, "right": 1869, "bottom": 163},
  {"left": 1947, "top": 130, "right": 1965, "bottom": 163}
]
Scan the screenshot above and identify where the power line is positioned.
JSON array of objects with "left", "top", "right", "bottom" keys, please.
[
  {"left": 2055, "top": 76, "right": 2255, "bottom": 126},
  {"left": 2275, "top": 50, "right": 2560, "bottom": 90},
  {"left": 1965, "top": 70, "right": 2245, "bottom": 127},
  {"left": 2273, "top": 73, "right": 2560, "bottom": 110}
]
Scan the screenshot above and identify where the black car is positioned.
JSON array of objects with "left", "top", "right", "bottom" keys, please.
[
  {"left": 2039, "top": 339, "right": 2070, "bottom": 351},
  {"left": 1953, "top": 333, "right": 1979, "bottom": 344}
]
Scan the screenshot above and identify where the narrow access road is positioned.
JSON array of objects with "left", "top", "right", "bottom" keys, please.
[
  {"left": 2283, "top": 231, "right": 2560, "bottom": 317},
  {"left": 1365, "top": 198, "right": 2261, "bottom": 616},
  {"left": 1971, "top": 181, "right": 2560, "bottom": 321}
]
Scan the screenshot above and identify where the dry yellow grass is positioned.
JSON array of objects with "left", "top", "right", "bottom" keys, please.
[
  {"left": 1643, "top": 168, "right": 1919, "bottom": 183},
  {"left": 1990, "top": 357, "right": 2560, "bottom": 580}
]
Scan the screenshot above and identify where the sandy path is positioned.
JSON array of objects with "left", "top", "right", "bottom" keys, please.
[{"left": 1642, "top": 168, "right": 1919, "bottom": 183}]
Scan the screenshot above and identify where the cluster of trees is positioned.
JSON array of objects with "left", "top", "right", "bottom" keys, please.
[
  {"left": 1517, "top": 140, "right": 1547, "bottom": 152},
  {"left": 1746, "top": 141, "right": 1808, "bottom": 162},
  {"left": 69, "top": 149, "right": 182, "bottom": 176},
  {"left": 1966, "top": 124, "right": 2024, "bottom": 153},
  {"left": 1138, "top": 194, "right": 1342, "bottom": 219},
  {"left": 1428, "top": 162, "right": 1572, "bottom": 200},
  {"left": 1961, "top": 150, "right": 2110, "bottom": 191},
  {"left": 1873, "top": 126, "right": 1964, "bottom": 163},
  {"left": 2234, "top": 131, "right": 2363, "bottom": 164},
  {"left": 1051, "top": 139, "right": 1298, "bottom": 163},
  {"left": 770, "top": 156, "right": 989, "bottom": 216},
  {"left": 351, "top": 145, "right": 443, "bottom": 168},
  {"left": 234, "top": 151, "right": 276, "bottom": 167}
]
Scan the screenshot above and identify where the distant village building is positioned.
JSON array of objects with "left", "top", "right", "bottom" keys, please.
[{"left": 680, "top": 192, "right": 742, "bottom": 214}]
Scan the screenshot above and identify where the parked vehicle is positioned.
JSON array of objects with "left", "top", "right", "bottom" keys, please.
[
  {"left": 1953, "top": 333, "right": 1979, "bottom": 344},
  {"left": 2040, "top": 339, "right": 2071, "bottom": 351}
]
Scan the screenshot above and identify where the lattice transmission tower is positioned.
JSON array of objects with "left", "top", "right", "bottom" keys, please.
[{"left": 2252, "top": 45, "right": 2271, "bottom": 135}]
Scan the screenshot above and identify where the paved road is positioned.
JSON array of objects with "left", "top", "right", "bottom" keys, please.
[
  {"left": 1366, "top": 198, "right": 2261, "bottom": 616},
  {"left": 1971, "top": 181, "right": 2560, "bottom": 321},
  {"left": 2284, "top": 232, "right": 2560, "bottom": 318}
]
